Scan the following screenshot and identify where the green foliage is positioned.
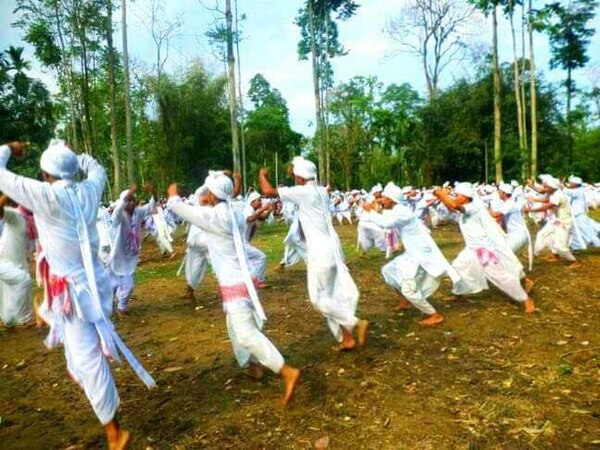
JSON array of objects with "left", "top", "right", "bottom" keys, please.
[{"left": 0, "top": 46, "right": 56, "bottom": 179}]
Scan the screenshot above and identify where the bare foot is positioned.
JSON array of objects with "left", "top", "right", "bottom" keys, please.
[
  {"left": 392, "top": 297, "right": 412, "bottom": 311},
  {"left": 443, "top": 294, "right": 461, "bottom": 302},
  {"left": 116, "top": 309, "right": 127, "bottom": 318},
  {"left": 109, "top": 429, "right": 130, "bottom": 450},
  {"left": 248, "top": 362, "right": 264, "bottom": 380},
  {"left": 183, "top": 286, "right": 195, "bottom": 300},
  {"left": 281, "top": 365, "right": 301, "bottom": 406},
  {"left": 277, "top": 263, "right": 286, "bottom": 272},
  {"left": 256, "top": 281, "right": 271, "bottom": 289},
  {"left": 524, "top": 277, "right": 535, "bottom": 293},
  {"left": 545, "top": 254, "right": 560, "bottom": 262},
  {"left": 524, "top": 297, "right": 535, "bottom": 314},
  {"left": 419, "top": 312, "right": 444, "bottom": 326},
  {"left": 168, "top": 252, "right": 178, "bottom": 261},
  {"left": 333, "top": 328, "right": 356, "bottom": 352},
  {"left": 567, "top": 261, "right": 581, "bottom": 269},
  {"left": 357, "top": 319, "right": 369, "bottom": 347}
]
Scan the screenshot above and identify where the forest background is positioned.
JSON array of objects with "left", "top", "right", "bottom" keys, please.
[{"left": 0, "top": 0, "right": 598, "bottom": 197}]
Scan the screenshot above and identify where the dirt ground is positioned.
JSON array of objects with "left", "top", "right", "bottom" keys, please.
[{"left": 0, "top": 217, "right": 599, "bottom": 449}]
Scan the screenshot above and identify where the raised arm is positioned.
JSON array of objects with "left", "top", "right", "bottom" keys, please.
[
  {"left": 434, "top": 187, "right": 465, "bottom": 213},
  {"left": 258, "top": 168, "right": 279, "bottom": 198},
  {"left": 166, "top": 183, "right": 215, "bottom": 231},
  {"left": 0, "top": 143, "right": 55, "bottom": 215},
  {"left": 78, "top": 153, "right": 107, "bottom": 201},
  {"left": 136, "top": 182, "right": 157, "bottom": 218}
]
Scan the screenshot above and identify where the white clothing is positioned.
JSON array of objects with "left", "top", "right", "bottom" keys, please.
[
  {"left": 0, "top": 207, "right": 32, "bottom": 325},
  {"left": 183, "top": 226, "right": 210, "bottom": 289},
  {"left": 0, "top": 146, "right": 154, "bottom": 424},
  {"left": 279, "top": 183, "right": 359, "bottom": 342}
]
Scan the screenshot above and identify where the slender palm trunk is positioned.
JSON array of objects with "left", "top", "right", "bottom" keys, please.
[
  {"left": 106, "top": 0, "right": 121, "bottom": 193},
  {"left": 226, "top": 0, "right": 241, "bottom": 173},
  {"left": 509, "top": 3, "right": 526, "bottom": 180},
  {"left": 492, "top": 7, "right": 503, "bottom": 183},
  {"left": 122, "top": 0, "right": 135, "bottom": 184},
  {"left": 234, "top": 0, "right": 247, "bottom": 190},
  {"left": 307, "top": 1, "right": 325, "bottom": 182},
  {"left": 528, "top": 0, "right": 538, "bottom": 178}
]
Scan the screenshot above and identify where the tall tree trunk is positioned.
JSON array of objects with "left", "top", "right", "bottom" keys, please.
[
  {"left": 106, "top": 0, "right": 121, "bottom": 193},
  {"left": 234, "top": 0, "right": 247, "bottom": 190},
  {"left": 509, "top": 2, "right": 526, "bottom": 180},
  {"left": 492, "top": 7, "right": 503, "bottom": 183},
  {"left": 566, "top": 66, "right": 573, "bottom": 160},
  {"left": 528, "top": 0, "right": 538, "bottom": 178},
  {"left": 225, "top": 0, "right": 241, "bottom": 173},
  {"left": 520, "top": 1, "right": 528, "bottom": 170},
  {"left": 122, "top": 0, "right": 135, "bottom": 184},
  {"left": 308, "top": 0, "right": 325, "bottom": 182},
  {"left": 53, "top": 3, "right": 79, "bottom": 151},
  {"left": 322, "top": 0, "right": 330, "bottom": 185}
]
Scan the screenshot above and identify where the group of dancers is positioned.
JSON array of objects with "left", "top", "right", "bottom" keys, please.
[{"left": 0, "top": 139, "right": 598, "bottom": 449}]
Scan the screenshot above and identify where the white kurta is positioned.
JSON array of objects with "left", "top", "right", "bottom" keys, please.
[
  {"left": 565, "top": 187, "right": 600, "bottom": 250},
  {"left": 0, "top": 146, "right": 154, "bottom": 425},
  {"left": 279, "top": 182, "right": 359, "bottom": 342},
  {"left": 242, "top": 204, "right": 267, "bottom": 283},
  {"left": 497, "top": 197, "right": 529, "bottom": 253},
  {"left": 0, "top": 207, "right": 32, "bottom": 325},
  {"left": 534, "top": 189, "right": 576, "bottom": 261},
  {"left": 169, "top": 198, "right": 284, "bottom": 373},
  {"left": 452, "top": 202, "right": 527, "bottom": 302},
  {"left": 363, "top": 204, "right": 458, "bottom": 315}
]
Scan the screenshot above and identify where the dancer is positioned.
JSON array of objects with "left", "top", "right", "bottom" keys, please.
[
  {"left": 434, "top": 183, "right": 535, "bottom": 314},
  {"left": 0, "top": 140, "right": 154, "bottom": 449},
  {"left": 259, "top": 158, "right": 369, "bottom": 351},
  {"left": 167, "top": 172, "right": 300, "bottom": 405},
  {"left": 361, "top": 183, "right": 460, "bottom": 325}
]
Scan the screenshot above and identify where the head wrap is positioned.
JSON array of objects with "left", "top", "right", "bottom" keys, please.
[
  {"left": 381, "top": 182, "right": 404, "bottom": 204},
  {"left": 510, "top": 180, "right": 519, "bottom": 187},
  {"left": 40, "top": 139, "right": 79, "bottom": 180},
  {"left": 544, "top": 177, "right": 560, "bottom": 190},
  {"left": 292, "top": 156, "right": 317, "bottom": 180},
  {"left": 401, "top": 186, "right": 413, "bottom": 194},
  {"left": 205, "top": 170, "right": 233, "bottom": 200},
  {"left": 454, "top": 182, "right": 474, "bottom": 199},
  {"left": 499, "top": 183, "right": 513, "bottom": 195},
  {"left": 370, "top": 183, "right": 383, "bottom": 195},
  {"left": 247, "top": 191, "right": 261, "bottom": 206},
  {"left": 568, "top": 175, "right": 582, "bottom": 185}
]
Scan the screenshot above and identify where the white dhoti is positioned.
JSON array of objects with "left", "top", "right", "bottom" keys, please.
[
  {"left": 507, "top": 230, "right": 528, "bottom": 254},
  {"left": 226, "top": 301, "right": 284, "bottom": 373},
  {"left": 280, "top": 220, "right": 306, "bottom": 268},
  {"left": 571, "top": 214, "right": 600, "bottom": 250},
  {"left": 357, "top": 220, "right": 387, "bottom": 253},
  {"left": 307, "top": 254, "right": 359, "bottom": 342},
  {"left": 246, "top": 244, "right": 267, "bottom": 282},
  {"left": 0, "top": 260, "right": 32, "bottom": 325},
  {"left": 336, "top": 211, "right": 352, "bottom": 225},
  {"left": 381, "top": 255, "right": 439, "bottom": 315},
  {"left": 110, "top": 272, "right": 134, "bottom": 312},
  {"left": 535, "top": 220, "right": 576, "bottom": 261},
  {"left": 452, "top": 248, "right": 527, "bottom": 302},
  {"left": 184, "top": 235, "right": 209, "bottom": 289},
  {"left": 63, "top": 314, "right": 120, "bottom": 425}
]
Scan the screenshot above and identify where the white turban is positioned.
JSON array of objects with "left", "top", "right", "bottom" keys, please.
[
  {"left": 382, "top": 182, "right": 404, "bottom": 204},
  {"left": 442, "top": 181, "right": 450, "bottom": 188},
  {"left": 499, "top": 183, "right": 513, "bottom": 195},
  {"left": 510, "top": 180, "right": 519, "bottom": 187},
  {"left": 247, "top": 191, "right": 261, "bottom": 206},
  {"left": 454, "top": 182, "right": 474, "bottom": 198},
  {"left": 292, "top": 156, "right": 317, "bottom": 180},
  {"left": 568, "top": 175, "right": 582, "bottom": 185},
  {"left": 544, "top": 177, "right": 560, "bottom": 190},
  {"left": 401, "top": 186, "right": 413, "bottom": 194},
  {"left": 204, "top": 170, "right": 233, "bottom": 200},
  {"left": 370, "top": 183, "right": 383, "bottom": 195},
  {"left": 40, "top": 139, "right": 79, "bottom": 180}
]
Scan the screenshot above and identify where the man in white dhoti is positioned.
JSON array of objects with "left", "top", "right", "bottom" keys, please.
[
  {"left": 489, "top": 183, "right": 530, "bottom": 254},
  {"left": 434, "top": 183, "right": 535, "bottom": 314},
  {"left": 361, "top": 183, "right": 460, "bottom": 325},
  {"left": 356, "top": 183, "right": 389, "bottom": 255},
  {"left": 0, "top": 195, "right": 33, "bottom": 326},
  {"left": 564, "top": 176, "right": 600, "bottom": 250},
  {"left": 525, "top": 177, "right": 579, "bottom": 268},
  {"left": 108, "top": 183, "right": 156, "bottom": 314},
  {"left": 167, "top": 172, "right": 300, "bottom": 405},
  {"left": 259, "top": 158, "right": 369, "bottom": 352},
  {"left": 0, "top": 140, "right": 154, "bottom": 449}
]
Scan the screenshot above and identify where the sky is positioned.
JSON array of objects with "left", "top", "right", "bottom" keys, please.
[{"left": 1, "top": 0, "right": 599, "bottom": 136}]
